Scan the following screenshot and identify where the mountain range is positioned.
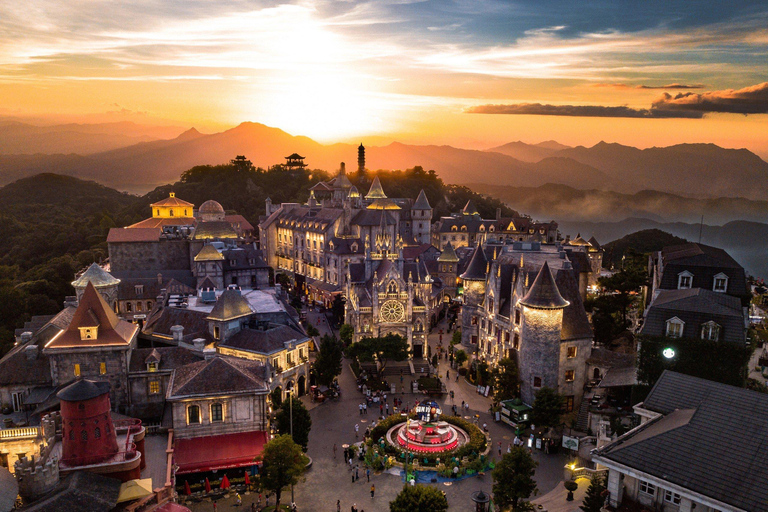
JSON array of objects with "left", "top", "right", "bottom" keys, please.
[{"left": 1, "top": 120, "right": 767, "bottom": 200}]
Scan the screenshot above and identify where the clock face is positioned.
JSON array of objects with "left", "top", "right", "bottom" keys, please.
[{"left": 380, "top": 300, "right": 405, "bottom": 323}]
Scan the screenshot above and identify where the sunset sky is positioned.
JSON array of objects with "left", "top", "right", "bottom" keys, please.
[{"left": 1, "top": 1, "right": 767, "bottom": 155}]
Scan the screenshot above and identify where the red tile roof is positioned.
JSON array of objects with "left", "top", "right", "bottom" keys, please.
[{"left": 107, "top": 228, "right": 161, "bottom": 243}]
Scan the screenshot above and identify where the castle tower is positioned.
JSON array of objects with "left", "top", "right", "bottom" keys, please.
[
  {"left": 58, "top": 379, "right": 119, "bottom": 465},
  {"left": 437, "top": 242, "right": 459, "bottom": 299},
  {"left": 71, "top": 263, "right": 121, "bottom": 311},
  {"left": 518, "top": 261, "right": 569, "bottom": 405},
  {"left": 358, "top": 143, "right": 365, "bottom": 175},
  {"left": 459, "top": 245, "right": 488, "bottom": 347},
  {"left": 412, "top": 189, "right": 433, "bottom": 245}
]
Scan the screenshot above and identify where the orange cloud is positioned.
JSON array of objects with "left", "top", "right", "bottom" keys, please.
[{"left": 651, "top": 82, "right": 768, "bottom": 114}]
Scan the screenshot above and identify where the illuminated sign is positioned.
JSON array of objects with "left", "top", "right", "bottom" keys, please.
[
  {"left": 663, "top": 348, "right": 676, "bottom": 359},
  {"left": 415, "top": 401, "right": 442, "bottom": 422}
]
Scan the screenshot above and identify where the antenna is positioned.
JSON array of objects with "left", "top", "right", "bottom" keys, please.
[{"left": 698, "top": 215, "right": 704, "bottom": 243}]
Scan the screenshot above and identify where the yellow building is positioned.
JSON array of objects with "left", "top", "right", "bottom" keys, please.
[{"left": 127, "top": 192, "right": 196, "bottom": 229}]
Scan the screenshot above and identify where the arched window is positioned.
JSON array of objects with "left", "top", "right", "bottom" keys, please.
[
  {"left": 94, "top": 427, "right": 101, "bottom": 439},
  {"left": 81, "top": 430, "right": 88, "bottom": 441},
  {"left": 187, "top": 405, "right": 201, "bottom": 424},
  {"left": 388, "top": 281, "right": 397, "bottom": 294},
  {"left": 169, "top": 209, "right": 174, "bottom": 217}
]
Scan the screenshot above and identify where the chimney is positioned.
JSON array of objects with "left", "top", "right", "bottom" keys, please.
[
  {"left": 192, "top": 338, "right": 206, "bottom": 352},
  {"left": 170, "top": 325, "right": 184, "bottom": 342},
  {"left": 157, "top": 273, "right": 163, "bottom": 285},
  {"left": 496, "top": 208, "right": 501, "bottom": 220},
  {"left": 20, "top": 331, "right": 33, "bottom": 344},
  {"left": 24, "top": 344, "right": 38, "bottom": 360}
]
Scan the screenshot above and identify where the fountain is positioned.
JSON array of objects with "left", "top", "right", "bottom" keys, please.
[{"left": 385, "top": 401, "right": 470, "bottom": 454}]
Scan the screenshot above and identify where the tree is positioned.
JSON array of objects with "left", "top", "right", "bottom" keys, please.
[
  {"left": 474, "top": 360, "right": 490, "bottom": 386},
  {"left": 347, "top": 333, "right": 409, "bottom": 374},
  {"left": 492, "top": 357, "right": 520, "bottom": 402},
  {"left": 274, "top": 395, "right": 312, "bottom": 451},
  {"left": 454, "top": 350, "right": 468, "bottom": 368},
  {"left": 389, "top": 484, "right": 448, "bottom": 512},
  {"left": 492, "top": 447, "right": 538, "bottom": 511},
  {"left": 331, "top": 295, "right": 346, "bottom": 326},
  {"left": 451, "top": 330, "right": 461, "bottom": 345},
  {"left": 306, "top": 324, "right": 320, "bottom": 337},
  {"left": 339, "top": 324, "right": 354, "bottom": 346},
  {"left": 580, "top": 474, "right": 607, "bottom": 512},
  {"left": 597, "top": 252, "right": 647, "bottom": 329},
  {"left": 260, "top": 435, "right": 305, "bottom": 510},
  {"left": 531, "top": 387, "right": 564, "bottom": 429},
  {"left": 270, "top": 387, "right": 282, "bottom": 408},
  {"left": 313, "top": 335, "right": 343, "bottom": 386}
]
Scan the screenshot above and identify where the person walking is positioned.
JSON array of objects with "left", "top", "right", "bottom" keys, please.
[
  {"left": 355, "top": 466, "right": 359, "bottom": 481},
  {"left": 363, "top": 403, "right": 367, "bottom": 415},
  {"left": 213, "top": 502, "right": 217, "bottom": 512},
  {"left": 370, "top": 484, "right": 375, "bottom": 498},
  {"left": 337, "top": 500, "right": 341, "bottom": 512},
  {"left": 385, "top": 402, "right": 389, "bottom": 415},
  {"left": 366, "top": 468, "right": 370, "bottom": 482},
  {"left": 235, "top": 493, "right": 242, "bottom": 506},
  {"left": 498, "top": 442, "right": 502, "bottom": 456},
  {"left": 355, "top": 423, "right": 359, "bottom": 437},
  {"left": 251, "top": 502, "right": 257, "bottom": 512}
]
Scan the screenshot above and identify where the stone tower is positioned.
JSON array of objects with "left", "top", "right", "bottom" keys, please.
[
  {"left": 412, "top": 189, "right": 433, "bottom": 245},
  {"left": 358, "top": 143, "right": 365, "bottom": 175},
  {"left": 518, "top": 261, "right": 569, "bottom": 405},
  {"left": 71, "top": 263, "right": 120, "bottom": 311},
  {"left": 460, "top": 245, "right": 488, "bottom": 347}
]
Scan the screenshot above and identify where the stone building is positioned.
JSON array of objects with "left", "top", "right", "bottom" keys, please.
[
  {"left": 43, "top": 282, "right": 139, "bottom": 412},
  {"left": 433, "top": 201, "right": 558, "bottom": 251},
  {"left": 460, "top": 242, "right": 594, "bottom": 410},
  {"left": 259, "top": 159, "right": 434, "bottom": 300},
  {"left": 71, "top": 263, "right": 121, "bottom": 312}
]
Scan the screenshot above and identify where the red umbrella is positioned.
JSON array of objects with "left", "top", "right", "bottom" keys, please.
[
  {"left": 204, "top": 477, "right": 211, "bottom": 493},
  {"left": 244, "top": 472, "right": 251, "bottom": 486},
  {"left": 220, "top": 475, "right": 231, "bottom": 490},
  {"left": 184, "top": 481, "right": 191, "bottom": 496}
]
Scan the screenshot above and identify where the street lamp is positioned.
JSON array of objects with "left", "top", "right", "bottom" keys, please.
[{"left": 286, "top": 381, "right": 295, "bottom": 506}]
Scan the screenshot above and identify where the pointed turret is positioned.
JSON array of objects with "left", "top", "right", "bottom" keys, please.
[
  {"left": 519, "top": 261, "right": 569, "bottom": 309},
  {"left": 437, "top": 242, "right": 459, "bottom": 262},
  {"left": 462, "top": 200, "right": 479, "bottom": 216},
  {"left": 460, "top": 245, "right": 488, "bottom": 281},
  {"left": 413, "top": 189, "right": 431, "bottom": 210},
  {"left": 366, "top": 176, "right": 387, "bottom": 199}
]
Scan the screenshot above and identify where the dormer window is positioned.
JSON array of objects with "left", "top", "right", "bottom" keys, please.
[
  {"left": 666, "top": 317, "right": 684, "bottom": 338},
  {"left": 249, "top": 258, "right": 255, "bottom": 265},
  {"left": 230, "top": 259, "right": 237, "bottom": 266},
  {"left": 713, "top": 273, "right": 728, "bottom": 293},
  {"left": 677, "top": 271, "right": 693, "bottom": 289},
  {"left": 79, "top": 327, "right": 97, "bottom": 340},
  {"left": 147, "top": 362, "right": 158, "bottom": 372},
  {"left": 451, "top": 225, "right": 457, "bottom": 232},
  {"left": 701, "top": 321, "right": 721, "bottom": 341},
  {"left": 135, "top": 285, "right": 144, "bottom": 295}
]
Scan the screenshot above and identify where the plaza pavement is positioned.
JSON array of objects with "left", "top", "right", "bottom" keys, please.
[{"left": 186, "top": 316, "right": 581, "bottom": 512}]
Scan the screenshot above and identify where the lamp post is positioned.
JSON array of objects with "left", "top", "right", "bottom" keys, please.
[{"left": 287, "top": 381, "right": 295, "bottom": 506}]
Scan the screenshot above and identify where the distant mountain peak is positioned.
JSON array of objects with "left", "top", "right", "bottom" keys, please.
[{"left": 175, "top": 127, "right": 204, "bottom": 141}]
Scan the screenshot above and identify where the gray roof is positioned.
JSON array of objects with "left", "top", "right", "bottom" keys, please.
[
  {"left": 21, "top": 471, "right": 122, "bottom": 512},
  {"left": 412, "top": 189, "right": 432, "bottom": 210},
  {"left": 641, "top": 288, "right": 745, "bottom": 344},
  {"left": 207, "top": 289, "right": 253, "bottom": 321},
  {"left": 659, "top": 243, "right": 749, "bottom": 299},
  {"left": 71, "top": 263, "right": 120, "bottom": 289},
  {"left": 167, "top": 355, "right": 269, "bottom": 399},
  {"left": 57, "top": 379, "right": 110, "bottom": 402},
  {"left": 520, "top": 261, "right": 569, "bottom": 309},
  {"left": 129, "top": 346, "right": 203, "bottom": 372},
  {"left": 596, "top": 371, "right": 768, "bottom": 512},
  {"left": 460, "top": 245, "right": 488, "bottom": 280},
  {"left": 219, "top": 324, "right": 309, "bottom": 355}
]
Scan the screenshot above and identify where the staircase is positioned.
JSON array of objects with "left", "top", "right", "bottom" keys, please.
[
  {"left": 575, "top": 398, "right": 591, "bottom": 433},
  {"left": 411, "top": 359, "right": 431, "bottom": 376},
  {"left": 381, "top": 361, "right": 412, "bottom": 378}
]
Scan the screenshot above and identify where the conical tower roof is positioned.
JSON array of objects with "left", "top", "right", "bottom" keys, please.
[
  {"left": 437, "top": 242, "right": 459, "bottom": 262},
  {"left": 460, "top": 245, "right": 488, "bottom": 280},
  {"left": 366, "top": 176, "right": 387, "bottom": 199},
  {"left": 72, "top": 263, "right": 120, "bottom": 289},
  {"left": 462, "top": 200, "right": 479, "bottom": 215},
  {"left": 413, "top": 189, "right": 431, "bottom": 210},
  {"left": 519, "top": 261, "right": 569, "bottom": 309}
]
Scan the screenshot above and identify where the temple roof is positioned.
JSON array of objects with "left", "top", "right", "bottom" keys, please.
[
  {"left": 72, "top": 263, "right": 120, "bottom": 289},
  {"left": 460, "top": 245, "right": 488, "bottom": 280},
  {"left": 520, "top": 261, "right": 569, "bottom": 309},
  {"left": 365, "top": 176, "right": 387, "bottom": 199},
  {"left": 413, "top": 189, "right": 432, "bottom": 210},
  {"left": 151, "top": 193, "right": 193, "bottom": 208}
]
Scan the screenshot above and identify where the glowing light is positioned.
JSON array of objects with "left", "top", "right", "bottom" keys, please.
[{"left": 663, "top": 347, "right": 675, "bottom": 359}]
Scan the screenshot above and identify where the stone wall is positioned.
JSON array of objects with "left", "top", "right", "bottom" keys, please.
[
  {"left": 171, "top": 394, "right": 268, "bottom": 439},
  {"left": 519, "top": 306, "right": 563, "bottom": 405},
  {"left": 127, "top": 372, "right": 171, "bottom": 420},
  {"left": 557, "top": 337, "right": 592, "bottom": 410},
  {"left": 47, "top": 348, "right": 131, "bottom": 411},
  {"left": 109, "top": 240, "right": 191, "bottom": 273}
]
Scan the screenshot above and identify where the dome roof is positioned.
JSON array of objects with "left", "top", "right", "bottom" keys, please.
[
  {"left": 71, "top": 263, "right": 120, "bottom": 289},
  {"left": 57, "top": 378, "right": 111, "bottom": 402},
  {"left": 199, "top": 200, "right": 225, "bottom": 214}
]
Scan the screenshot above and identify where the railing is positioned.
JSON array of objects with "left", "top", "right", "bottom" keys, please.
[
  {"left": 0, "top": 427, "right": 39, "bottom": 440},
  {"left": 567, "top": 465, "right": 608, "bottom": 480},
  {"left": 60, "top": 445, "right": 138, "bottom": 467}
]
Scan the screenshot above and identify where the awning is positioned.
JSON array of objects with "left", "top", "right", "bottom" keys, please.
[
  {"left": 116, "top": 478, "right": 153, "bottom": 503},
  {"left": 174, "top": 430, "right": 268, "bottom": 475}
]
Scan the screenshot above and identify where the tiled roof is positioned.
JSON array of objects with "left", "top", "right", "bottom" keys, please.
[
  {"left": 219, "top": 324, "right": 309, "bottom": 355},
  {"left": 460, "top": 245, "right": 488, "bottom": 280},
  {"left": 129, "top": 347, "right": 203, "bottom": 373},
  {"left": 193, "top": 221, "right": 239, "bottom": 240},
  {"left": 521, "top": 261, "right": 569, "bottom": 309},
  {"left": 412, "top": 189, "right": 432, "bottom": 210},
  {"left": 57, "top": 379, "right": 110, "bottom": 402},
  {"left": 224, "top": 214, "right": 255, "bottom": 233},
  {"left": 167, "top": 356, "right": 269, "bottom": 399},
  {"left": 586, "top": 348, "right": 635, "bottom": 368},
  {"left": 351, "top": 209, "right": 395, "bottom": 226},
  {"left": 662, "top": 242, "right": 742, "bottom": 267},
  {"left": 554, "top": 267, "right": 593, "bottom": 340},
  {"left": 45, "top": 282, "right": 137, "bottom": 349},
  {"left": 107, "top": 227, "right": 161, "bottom": 243},
  {"left": 596, "top": 371, "right": 768, "bottom": 512},
  {"left": 207, "top": 289, "right": 253, "bottom": 321},
  {"left": 126, "top": 217, "right": 195, "bottom": 229},
  {"left": 0, "top": 339, "right": 51, "bottom": 386},
  {"left": 194, "top": 244, "right": 224, "bottom": 262},
  {"left": 151, "top": 194, "right": 193, "bottom": 208},
  {"left": 437, "top": 242, "right": 459, "bottom": 262},
  {"left": 142, "top": 306, "right": 210, "bottom": 342},
  {"left": 72, "top": 263, "right": 120, "bottom": 289}
]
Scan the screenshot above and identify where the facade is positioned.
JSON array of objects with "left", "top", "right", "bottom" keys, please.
[
  {"left": 594, "top": 371, "right": 768, "bottom": 512},
  {"left": 42, "top": 282, "right": 139, "bottom": 411},
  {"left": 460, "top": 242, "right": 594, "bottom": 410},
  {"left": 259, "top": 160, "right": 434, "bottom": 299},
  {"left": 433, "top": 201, "right": 558, "bottom": 251},
  {"left": 166, "top": 355, "right": 270, "bottom": 440}
]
